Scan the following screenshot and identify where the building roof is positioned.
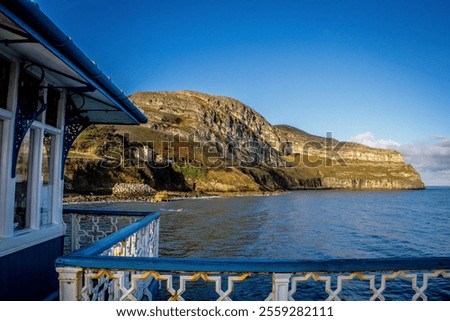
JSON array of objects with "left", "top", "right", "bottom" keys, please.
[{"left": 0, "top": 0, "right": 147, "bottom": 125}]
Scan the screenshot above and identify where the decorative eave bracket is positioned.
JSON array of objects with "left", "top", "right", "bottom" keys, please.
[
  {"left": 11, "top": 65, "right": 46, "bottom": 178},
  {"left": 61, "top": 96, "right": 91, "bottom": 179}
]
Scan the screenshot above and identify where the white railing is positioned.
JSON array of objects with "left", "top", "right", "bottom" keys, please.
[
  {"left": 57, "top": 211, "right": 161, "bottom": 300},
  {"left": 58, "top": 208, "right": 449, "bottom": 301},
  {"left": 102, "top": 217, "right": 159, "bottom": 258},
  {"left": 63, "top": 208, "right": 152, "bottom": 253},
  {"left": 56, "top": 256, "right": 450, "bottom": 301}
]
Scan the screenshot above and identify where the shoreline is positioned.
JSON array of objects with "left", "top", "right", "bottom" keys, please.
[
  {"left": 63, "top": 190, "right": 287, "bottom": 204},
  {"left": 63, "top": 186, "right": 431, "bottom": 205}
]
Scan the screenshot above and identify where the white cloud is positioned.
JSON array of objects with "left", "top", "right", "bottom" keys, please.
[
  {"left": 349, "top": 132, "right": 401, "bottom": 149},
  {"left": 349, "top": 132, "right": 450, "bottom": 186}
]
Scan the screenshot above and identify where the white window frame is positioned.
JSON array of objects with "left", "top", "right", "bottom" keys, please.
[
  {"left": 0, "top": 58, "right": 66, "bottom": 257},
  {"left": 0, "top": 57, "right": 19, "bottom": 239}
]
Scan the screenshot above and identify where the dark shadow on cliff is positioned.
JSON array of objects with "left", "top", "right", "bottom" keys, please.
[
  {"left": 148, "top": 165, "right": 190, "bottom": 191},
  {"left": 239, "top": 166, "right": 323, "bottom": 191}
]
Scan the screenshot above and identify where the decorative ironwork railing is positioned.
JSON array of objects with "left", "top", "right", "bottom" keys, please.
[
  {"left": 56, "top": 255, "right": 450, "bottom": 301},
  {"left": 58, "top": 208, "right": 449, "bottom": 301},
  {"left": 63, "top": 208, "right": 153, "bottom": 253},
  {"left": 57, "top": 211, "right": 161, "bottom": 301}
]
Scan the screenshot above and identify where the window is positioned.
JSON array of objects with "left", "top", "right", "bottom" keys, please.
[
  {"left": 40, "top": 132, "right": 54, "bottom": 226},
  {"left": 0, "top": 56, "right": 11, "bottom": 109},
  {"left": 0, "top": 58, "right": 66, "bottom": 253},
  {"left": 0, "top": 119, "right": 3, "bottom": 163},
  {"left": 45, "top": 88, "right": 60, "bottom": 127},
  {"left": 18, "top": 69, "right": 43, "bottom": 117},
  {"left": 8, "top": 66, "right": 65, "bottom": 233},
  {"left": 14, "top": 130, "right": 34, "bottom": 231}
]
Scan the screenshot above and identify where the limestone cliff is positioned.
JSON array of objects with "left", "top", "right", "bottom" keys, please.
[
  {"left": 132, "top": 90, "right": 283, "bottom": 166},
  {"left": 274, "top": 125, "right": 424, "bottom": 190},
  {"left": 64, "top": 90, "right": 424, "bottom": 195}
]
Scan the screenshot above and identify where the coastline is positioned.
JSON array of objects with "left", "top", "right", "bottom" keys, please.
[
  {"left": 63, "top": 186, "right": 433, "bottom": 205},
  {"left": 63, "top": 190, "right": 287, "bottom": 204}
]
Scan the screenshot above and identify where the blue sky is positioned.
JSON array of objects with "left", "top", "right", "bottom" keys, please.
[{"left": 37, "top": 0, "right": 450, "bottom": 185}]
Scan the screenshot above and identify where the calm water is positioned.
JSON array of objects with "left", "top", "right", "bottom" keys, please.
[{"left": 70, "top": 187, "right": 450, "bottom": 300}]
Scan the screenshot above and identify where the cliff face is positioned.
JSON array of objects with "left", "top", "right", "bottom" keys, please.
[
  {"left": 65, "top": 90, "right": 424, "bottom": 195},
  {"left": 274, "top": 125, "right": 424, "bottom": 190},
  {"left": 132, "top": 91, "right": 283, "bottom": 166}
]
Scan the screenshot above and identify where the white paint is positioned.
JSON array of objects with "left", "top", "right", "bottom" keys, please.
[
  {"left": 0, "top": 57, "right": 66, "bottom": 254},
  {"left": 56, "top": 266, "right": 83, "bottom": 301},
  {"left": 272, "top": 273, "right": 292, "bottom": 301}
]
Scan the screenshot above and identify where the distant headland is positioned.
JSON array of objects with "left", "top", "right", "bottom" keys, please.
[{"left": 64, "top": 90, "right": 424, "bottom": 201}]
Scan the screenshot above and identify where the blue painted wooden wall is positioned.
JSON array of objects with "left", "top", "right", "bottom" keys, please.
[{"left": 0, "top": 236, "right": 63, "bottom": 300}]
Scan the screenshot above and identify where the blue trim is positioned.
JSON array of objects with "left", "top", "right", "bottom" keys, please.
[
  {"left": 67, "top": 212, "right": 160, "bottom": 256},
  {"left": 43, "top": 291, "right": 59, "bottom": 301},
  {"left": 56, "top": 256, "right": 450, "bottom": 274},
  {"left": 0, "top": 0, "right": 147, "bottom": 124}
]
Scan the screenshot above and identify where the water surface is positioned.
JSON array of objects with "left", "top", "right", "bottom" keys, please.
[{"left": 68, "top": 187, "right": 450, "bottom": 300}]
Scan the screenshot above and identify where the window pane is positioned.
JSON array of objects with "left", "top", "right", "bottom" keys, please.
[
  {"left": 0, "top": 119, "right": 3, "bottom": 171},
  {"left": 45, "top": 88, "right": 60, "bottom": 127},
  {"left": 18, "top": 70, "right": 42, "bottom": 117},
  {"left": 40, "top": 133, "right": 53, "bottom": 226},
  {"left": 0, "top": 57, "right": 11, "bottom": 109},
  {"left": 14, "top": 130, "right": 34, "bottom": 231}
]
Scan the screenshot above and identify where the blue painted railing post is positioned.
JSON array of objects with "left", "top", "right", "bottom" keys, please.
[
  {"left": 272, "top": 273, "right": 292, "bottom": 301},
  {"left": 56, "top": 266, "right": 83, "bottom": 301}
]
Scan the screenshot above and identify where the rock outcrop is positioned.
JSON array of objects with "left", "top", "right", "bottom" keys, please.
[
  {"left": 112, "top": 183, "right": 155, "bottom": 198},
  {"left": 64, "top": 90, "right": 424, "bottom": 196}
]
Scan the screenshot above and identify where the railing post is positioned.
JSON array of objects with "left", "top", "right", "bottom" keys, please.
[
  {"left": 71, "top": 213, "right": 78, "bottom": 251},
  {"left": 272, "top": 273, "right": 292, "bottom": 301},
  {"left": 56, "top": 266, "right": 83, "bottom": 301}
]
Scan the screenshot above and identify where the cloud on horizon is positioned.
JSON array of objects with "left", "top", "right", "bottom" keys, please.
[{"left": 349, "top": 132, "right": 450, "bottom": 186}]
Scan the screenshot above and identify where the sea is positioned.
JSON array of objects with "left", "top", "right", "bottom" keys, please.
[{"left": 68, "top": 187, "right": 450, "bottom": 300}]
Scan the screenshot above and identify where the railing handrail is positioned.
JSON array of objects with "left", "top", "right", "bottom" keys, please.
[
  {"left": 65, "top": 212, "right": 160, "bottom": 256},
  {"left": 55, "top": 255, "right": 450, "bottom": 273},
  {"left": 63, "top": 208, "right": 155, "bottom": 216},
  {"left": 58, "top": 210, "right": 449, "bottom": 301}
]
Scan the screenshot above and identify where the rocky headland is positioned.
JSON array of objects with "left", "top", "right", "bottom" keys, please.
[{"left": 64, "top": 90, "right": 424, "bottom": 201}]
